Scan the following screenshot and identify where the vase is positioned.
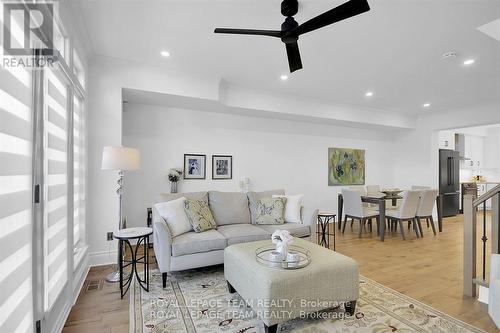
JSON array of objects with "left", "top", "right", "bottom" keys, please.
[
  {"left": 170, "top": 182, "right": 178, "bottom": 194},
  {"left": 276, "top": 243, "right": 289, "bottom": 261}
]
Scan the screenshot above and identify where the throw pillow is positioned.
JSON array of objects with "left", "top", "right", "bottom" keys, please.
[
  {"left": 255, "top": 197, "right": 287, "bottom": 225},
  {"left": 154, "top": 197, "right": 192, "bottom": 237},
  {"left": 184, "top": 199, "right": 217, "bottom": 232},
  {"left": 247, "top": 189, "right": 285, "bottom": 224},
  {"left": 272, "top": 194, "right": 303, "bottom": 223}
]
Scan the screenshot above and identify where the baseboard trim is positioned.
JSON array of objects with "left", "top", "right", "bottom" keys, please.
[
  {"left": 52, "top": 300, "right": 71, "bottom": 333},
  {"left": 89, "top": 250, "right": 118, "bottom": 267},
  {"left": 73, "top": 252, "right": 90, "bottom": 304}
]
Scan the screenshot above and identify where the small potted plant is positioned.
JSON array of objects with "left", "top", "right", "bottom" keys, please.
[{"left": 167, "top": 168, "right": 183, "bottom": 193}]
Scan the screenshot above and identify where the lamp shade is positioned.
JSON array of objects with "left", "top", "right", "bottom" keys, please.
[{"left": 101, "top": 146, "right": 140, "bottom": 171}]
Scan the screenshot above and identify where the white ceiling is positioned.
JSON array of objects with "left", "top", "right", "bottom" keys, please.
[{"left": 76, "top": 0, "right": 500, "bottom": 115}]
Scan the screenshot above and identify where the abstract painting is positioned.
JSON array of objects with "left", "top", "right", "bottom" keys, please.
[{"left": 328, "top": 148, "right": 365, "bottom": 186}]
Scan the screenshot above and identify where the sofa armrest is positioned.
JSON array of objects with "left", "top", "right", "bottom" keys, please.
[
  {"left": 305, "top": 209, "right": 319, "bottom": 226},
  {"left": 491, "top": 254, "right": 500, "bottom": 284},
  {"left": 152, "top": 206, "right": 172, "bottom": 273}
]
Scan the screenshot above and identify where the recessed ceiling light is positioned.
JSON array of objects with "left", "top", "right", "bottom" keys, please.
[
  {"left": 280, "top": 74, "right": 289, "bottom": 80},
  {"left": 441, "top": 52, "right": 457, "bottom": 60},
  {"left": 160, "top": 50, "right": 170, "bottom": 57},
  {"left": 463, "top": 59, "right": 475, "bottom": 65},
  {"left": 365, "top": 91, "right": 373, "bottom": 97},
  {"left": 423, "top": 103, "right": 431, "bottom": 108}
]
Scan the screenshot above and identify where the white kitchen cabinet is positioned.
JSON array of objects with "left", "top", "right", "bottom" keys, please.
[
  {"left": 438, "top": 130, "right": 455, "bottom": 149},
  {"left": 464, "top": 135, "right": 484, "bottom": 170},
  {"left": 483, "top": 128, "right": 500, "bottom": 169}
]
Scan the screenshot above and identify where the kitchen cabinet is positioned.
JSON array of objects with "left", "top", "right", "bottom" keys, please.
[
  {"left": 438, "top": 130, "right": 455, "bottom": 150},
  {"left": 464, "top": 135, "right": 484, "bottom": 170},
  {"left": 483, "top": 128, "right": 500, "bottom": 169}
]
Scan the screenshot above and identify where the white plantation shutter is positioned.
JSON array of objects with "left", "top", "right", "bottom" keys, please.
[
  {"left": 0, "top": 60, "right": 34, "bottom": 331},
  {"left": 43, "top": 67, "right": 69, "bottom": 310}
]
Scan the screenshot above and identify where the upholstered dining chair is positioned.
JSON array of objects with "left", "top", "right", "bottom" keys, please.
[
  {"left": 415, "top": 189, "right": 438, "bottom": 236},
  {"left": 349, "top": 186, "right": 367, "bottom": 196},
  {"left": 366, "top": 185, "right": 383, "bottom": 197},
  {"left": 341, "top": 188, "right": 379, "bottom": 237},
  {"left": 386, "top": 190, "right": 421, "bottom": 240}
]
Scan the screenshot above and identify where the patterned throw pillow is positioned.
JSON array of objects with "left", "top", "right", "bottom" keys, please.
[
  {"left": 184, "top": 199, "right": 217, "bottom": 232},
  {"left": 255, "top": 197, "right": 287, "bottom": 225}
]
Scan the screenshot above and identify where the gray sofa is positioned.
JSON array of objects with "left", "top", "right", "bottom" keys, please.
[{"left": 152, "top": 189, "right": 316, "bottom": 287}]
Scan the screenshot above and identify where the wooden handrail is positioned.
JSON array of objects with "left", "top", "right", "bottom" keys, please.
[{"left": 473, "top": 184, "right": 500, "bottom": 207}]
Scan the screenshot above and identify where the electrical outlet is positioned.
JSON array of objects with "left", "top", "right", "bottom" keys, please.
[{"left": 107, "top": 232, "right": 113, "bottom": 241}]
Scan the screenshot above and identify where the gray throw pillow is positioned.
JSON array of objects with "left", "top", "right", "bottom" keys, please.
[
  {"left": 184, "top": 199, "right": 217, "bottom": 232},
  {"left": 247, "top": 189, "right": 285, "bottom": 224},
  {"left": 255, "top": 197, "right": 287, "bottom": 225}
]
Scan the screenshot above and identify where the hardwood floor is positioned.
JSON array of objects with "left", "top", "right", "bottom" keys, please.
[{"left": 63, "top": 214, "right": 499, "bottom": 333}]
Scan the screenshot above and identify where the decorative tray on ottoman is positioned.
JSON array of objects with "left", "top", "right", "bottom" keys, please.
[{"left": 255, "top": 245, "right": 311, "bottom": 270}]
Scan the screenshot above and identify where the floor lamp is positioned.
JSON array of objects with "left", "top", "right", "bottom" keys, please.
[{"left": 101, "top": 146, "right": 141, "bottom": 283}]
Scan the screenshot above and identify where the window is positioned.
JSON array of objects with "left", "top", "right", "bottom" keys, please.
[
  {"left": 73, "top": 51, "right": 85, "bottom": 87},
  {"left": 0, "top": 39, "right": 34, "bottom": 333},
  {"left": 43, "top": 66, "right": 69, "bottom": 310},
  {"left": 73, "top": 95, "right": 85, "bottom": 252}
]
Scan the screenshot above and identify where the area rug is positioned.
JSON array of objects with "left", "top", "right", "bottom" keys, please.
[{"left": 130, "top": 266, "right": 485, "bottom": 333}]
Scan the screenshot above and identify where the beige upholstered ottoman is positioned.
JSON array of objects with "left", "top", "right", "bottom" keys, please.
[{"left": 224, "top": 238, "right": 359, "bottom": 333}]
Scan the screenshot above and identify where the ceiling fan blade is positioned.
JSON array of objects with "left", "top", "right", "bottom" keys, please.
[
  {"left": 290, "top": 0, "right": 370, "bottom": 36},
  {"left": 285, "top": 42, "right": 303, "bottom": 73},
  {"left": 214, "top": 28, "right": 282, "bottom": 38}
]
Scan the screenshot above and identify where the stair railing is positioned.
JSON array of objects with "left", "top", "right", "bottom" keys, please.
[{"left": 463, "top": 184, "right": 500, "bottom": 297}]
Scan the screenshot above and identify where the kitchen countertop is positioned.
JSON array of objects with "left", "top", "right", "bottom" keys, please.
[{"left": 461, "top": 181, "right": 500, "bottom": 184}]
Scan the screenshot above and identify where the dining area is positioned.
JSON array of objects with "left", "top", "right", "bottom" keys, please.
[{"left": 337, "top": 186, "right": 443, "bottom": 241}]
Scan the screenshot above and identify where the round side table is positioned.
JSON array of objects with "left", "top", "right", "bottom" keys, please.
[
  {"left": 113, "top": 227, "right": 153, "bottom": 298},
  {"left": 317, "top": 212, "right": 336, "bottom": 250}
]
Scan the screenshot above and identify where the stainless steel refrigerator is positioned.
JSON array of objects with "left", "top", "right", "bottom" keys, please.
[{"left": 439, "top": 149, "right": 460, "bottom": 217}]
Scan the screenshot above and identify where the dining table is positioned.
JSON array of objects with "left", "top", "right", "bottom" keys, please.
[{"left": 337, "top": 192, "right": 443, "bottom": 241}]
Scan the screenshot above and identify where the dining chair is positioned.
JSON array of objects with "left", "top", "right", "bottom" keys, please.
[
  {"left": 386, "top": 190, "right": 421, "bottom": 240},
  {"left": 415, "top": 189, "right": 438, "bottom": 236},
  {"left": 349, "top": 186, "right": 367, "bottom": 196},
  {"left": 366, "top": 185, "right": 383, "bottom": 197},
  {"left": 342, "top": 189, "right": 379, "bottom": 237}
]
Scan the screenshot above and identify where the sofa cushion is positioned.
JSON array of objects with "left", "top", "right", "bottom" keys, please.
[
  {"left": 171, "top": 229, "right": 226, "bottom": 257},
  {"left": 208, "top": 191, "right": 251, "bottom": 225},
  {"left": 157, "top": 191, "right": 208, "bottom": 204},
  {"left": 247, "top": 189, "right": 285, "bottom": 224},
  {"left": 217, "top": 224, "right": 270, "bottom": 246},
  {"left": 256, "top": 223, "right": 311, "bottom": 238},
  {"left": 255, "top": 197, "right": 286, "bottom": 225},
  {"left": 154, "top": 198, "right": 192, "bottom": 237},
  {"left": 184, "top": 199, "right": 217, "bottom": 232}
]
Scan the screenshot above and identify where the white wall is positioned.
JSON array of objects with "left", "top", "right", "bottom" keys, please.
[{"left": 121, "top": 104, "right": 397, "bottom": 228}]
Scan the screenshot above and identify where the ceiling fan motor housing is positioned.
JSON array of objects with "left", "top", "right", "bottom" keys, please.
[
  {"left": 281, "top": 17, "right": 299, "bottom": 43},
  {"left": 281, "top": 0, "right": 298, "bottom": 17}
]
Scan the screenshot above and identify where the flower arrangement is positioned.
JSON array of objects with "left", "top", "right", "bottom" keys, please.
[{"left": 168, "top": 168, "right": 183, "bottom": 182}]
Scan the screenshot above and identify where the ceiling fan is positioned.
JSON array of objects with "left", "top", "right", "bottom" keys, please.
[{"left": 214, "top": 0, "right": 370, "bottom": 73}]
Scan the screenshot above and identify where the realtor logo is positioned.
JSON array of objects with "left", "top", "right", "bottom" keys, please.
[{"left": 2, "top": 1, "right": 55, "bottom": 67}]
